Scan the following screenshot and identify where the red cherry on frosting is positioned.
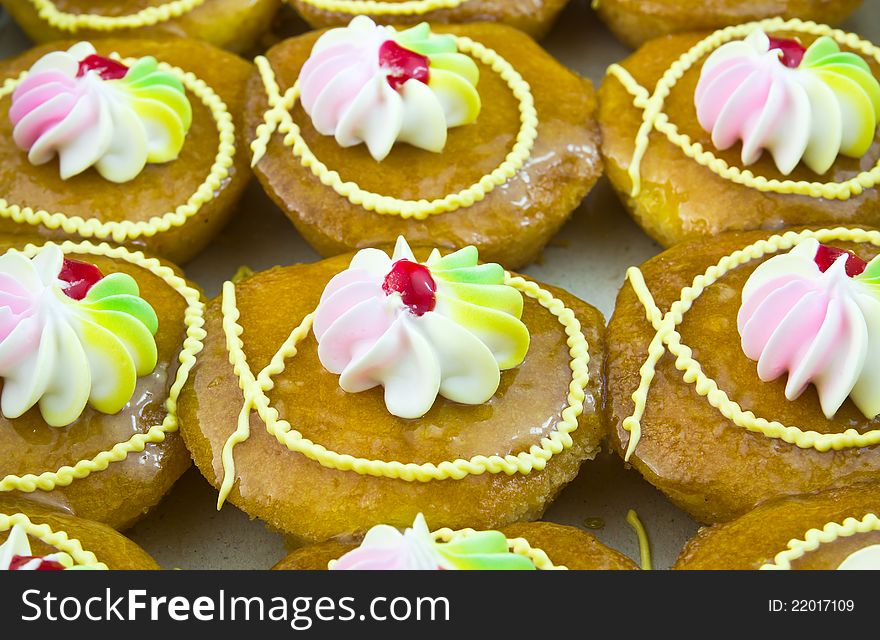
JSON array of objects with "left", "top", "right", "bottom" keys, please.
[
  {"left": 382, "top": 259, "right": 436, "bottom": 316},
  {"left": 814, "top": 244, "right": 868, "bottom": 277},
  {"left": 76, "top": 54, "right": 129, "bottom": 81},
  {"left": 8, "top": 555, "right": 65, "bottom": 571},
  {"left": 767, "top": 36, "right": 807, "bottom": 68},
  {"left": 59, "top": 258, "right": 103, "bottom": 300},
  {"left": 378, "top": 40, "right": 430, "bottom": 91}
]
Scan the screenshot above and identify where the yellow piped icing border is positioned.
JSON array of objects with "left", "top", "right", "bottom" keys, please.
[
  {"left": 250, "top": 34, "right": 538, "bottom": 220},
  {"left": 26, "top": 0, "right": 206, "bottom": 31},
  {"left": 606, "top": 18, "right": 880, "bottom": 200},
  {"left": 296, "top": 0, "right": 466, "bottom": 14},
  {"left": 0, "top": 512, "right": 108, "bottom": 570},
  {"left": 216, "top": 271, "right": 589, "bottom": 506},
  {"left": 0, "top": 53, "right": 235, "bottom": 244},
  {"left": 761, "top": 513, "right": 880, "bottom": 570},
  {"left": 0, "top": 240, "right": 205, "bottom": 494},
  {"left": 620, "top": 227, "right": 880, "bottom": 462}
]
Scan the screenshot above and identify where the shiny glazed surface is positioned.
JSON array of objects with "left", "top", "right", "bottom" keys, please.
[
  {"left": 606, "top": 228, "right": 880, "bottom": 524},
  {"left": 0, "top": 495, "right": 160, "bottom": 569},
  {"left": 596, "top": 0, "right": 863, "bottom": 48},
  {"left": 273, "top": 521, "right": 638, "bottom": 569},
  {"left": 0, "top": 38, "right": 254, "bottom": 263},
  {"left": 178, "top": 251, "right": 606, "bottom": 543},
  {"left": 599, "top": 31, "right": 880, "bottom": 248},
  {"left": 246, "top": 23, "right": 602, "bottom": 270},
  {"left": 2, "top": 0, "right": 281, "bottom": 54},
  {"left": 0, "top": 235, "right": 193, "bottom": 530},
  {"left": 675, "top": 482, "right": 880, "bottom": 570},
  {"left": 290, "top": 0, "right": 570, "bottom": 40}
]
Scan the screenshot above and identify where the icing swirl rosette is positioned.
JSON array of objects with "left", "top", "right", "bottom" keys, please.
[
  {"left": 298, "top": 16, "right": 481, "bottom": 161},
  {"left": 738, "top": 238, "right": 880, "bottom": 419},
  {"left": 9, "top": 42, "right": 192, "bottom": 183},
  {"left": 0, "top": 523, "right": 101, "bottom": 570},
  {"left": 0, "top": 245, "right": 159, "bottom": 427},
  {"left": 330, "top": 514, "right": 536, "bottom": 570},
  {"left": 313, "top": 237, "right": 529, "bottom": 419},
  {"left": 695, "top": 30, "right": 880, "bottom": 175}
]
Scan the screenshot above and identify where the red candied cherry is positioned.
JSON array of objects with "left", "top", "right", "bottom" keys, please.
[
  {"left": 382, "top": 259, "right": 436, "bottom": 316},
  {"left": 814, "top": 244, "right": 868, "bottom": 277},
  {"left": 77, "top": 54, "right": 130, "bottom": 81},
  {"left": 768, "top": 36, "right": 807, "bottom": 68},
  {"left": 379, "top": 40, "right": 430, "bottom": 91},
  {"left": 59, "top": 258, "right": 103, "bottom": 300},
  {"left": 8, "top": 555, "right": 65, "bottom": 570}
]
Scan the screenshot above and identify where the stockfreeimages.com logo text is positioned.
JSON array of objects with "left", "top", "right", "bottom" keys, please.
[{"left": 21, "top": 589, "right": 450, "bottom": 629}]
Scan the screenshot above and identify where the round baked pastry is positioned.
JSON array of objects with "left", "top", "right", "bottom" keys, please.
[
  {"left": 288, "top": 0, "right": 570, "bottom": 40},
  {"left": 0, "top": 235, "right": 203, "bottom": 530},
  {"left": 0, "top": 38, "right": 253, "bottom": 264},
  {"left": 247, "top": 18, "right": 601, "bottom": 270},
  {"left": 0, "top": 495, "right": 159, "bottom": 570},
  {"left": 594, "top": 0, "right": 863, "bottom": 49},
  {"left": 675, "top": 482, "right": 880, "bottom": 570},
  {"left": 179, "top": 238, "right": 605, "bottom": 543},
  {"left": 607, "top": 226, "right": 880, "bottom": 524},
  {"left": 274, "top": 514, "right": 638, "bottom": 570},
  {"left": 599, "top": 19, "right": 880, "bottom": 248},
  {"left": 2, "top": 0, "right": 280, "bottom": 54}
]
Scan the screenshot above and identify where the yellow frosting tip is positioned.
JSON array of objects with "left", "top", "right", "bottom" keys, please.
[{"left": 626, "top": 509, "right": 652, "bottom": 570}]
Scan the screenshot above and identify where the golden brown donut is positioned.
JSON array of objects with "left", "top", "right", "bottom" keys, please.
[
  {"left": 246, "top": 22, "right": 602, "bottom": 270},
  {"left": 675, "top": 483, "right": 880, "bottom": 570},
  {"left": 0, "top": 235, "right": 199, "bottom": 530},
  {"left": 595, "top": 0, "right": 863, "bottom": 49},
  {"left": 0, "top": 38, "right": 253, "bottom": 264},
  {"left": 178, "top": 248, "right": 606, "bottom": 544},
  {"left": 606, "top": 227, "right": 880, "bottom": 524},
  {"left": 274, "top": 521, "right": 638, "bottom": 570},
  {"left": 599, "top": 27, "right": 880, "bottom": 248},
  {"left": 288, "top": 0, "right": 570, "bottom": 40},
  {"left": 0, "top": 495, "right": 159, "bottom": 570},
  {"left": 3, "top": 0, "right": 281, "bottom": 54}
]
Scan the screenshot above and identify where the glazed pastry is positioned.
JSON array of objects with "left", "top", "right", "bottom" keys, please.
[
  {"left": 594, "top": 0, "right": 863, "bottom": 49},
  {"left": 599, "top": 19, "right": 880, "bottom": 248},
  {"left": 606, "top": 226, "right": 880, "bottom": 524},
  {"left": 0, "top": 495, "right": 159, "bottom": 570},
  {"left": 675, "top": 482, "right": 880, "bottom": 570},
  {"left": 0, "top": 234, "right": 204, "bottom": 530},
  {"left": 247, "top": 18, "right": 602, "bottom": 270},
  {"left": 288, "top": 0, "right": 570, "bottom": 40},
  {"left": 0, "top": 38, "right": 253, "bottom": 264},
  {"left": 274, "top": 514, "right": 638, "bottom": 570},
  {"left": 2, "top": 0, "right": 280, "bottom": 54},
  {"left": 179, "top": 238, "right": 606, "bottom": 543}
]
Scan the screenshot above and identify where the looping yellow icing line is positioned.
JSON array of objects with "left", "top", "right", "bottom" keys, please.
[
  {"left": 249, "top": 34, "right": 539, "bottom": 220},
  {"left": 216, "top": 272, "right": 589, "bottom": 506},
  {"left": 0, "top": 54, "right": 235, "bottom": 243},
  {"left": 761, "top": 513, "right": 880, "bottom": 570},
  {"left": 607, "top": 17, "right": 880, "bottom": 200},
  {"left": 625, "top": 509, "right": 651, "bottom": 570},
  {"left": 0, "top": 512, "right": 108, "bottom": 570},
  {"left": 26, "top": 0, "right": 206, "bottom": 31},
  {"left": 621, "top": 227, "right": 880, "bottom": 461},
  {"left": 0, "top": 240, "right": 205, "bottom": 494},
  {"left": 296, "top": 0, "right": 466, "bottom": 15}
]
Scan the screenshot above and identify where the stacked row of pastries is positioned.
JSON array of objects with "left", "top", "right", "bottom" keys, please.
[{"left": 0, "top": 0, "right": 877, "bottom": 570}]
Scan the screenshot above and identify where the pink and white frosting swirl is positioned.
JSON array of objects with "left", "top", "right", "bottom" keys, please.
[
  {"left": 314, "top": 237, "right": 530, "bottom": 419},
  {"left": 738, "top": 238, "right": 880, "bottom": 419},
  {"left": 695, "top": 30, "right": 880, "bottom": 175},
  {"left": 298, "top": 16, "right": 481, "bottom": 161},
  {"left": 9, "top": 42, "right": 192, "bottom": 183},
  {"left": 0, "top": 524, "right": 66, "bottom": 571},
  {"left": 330, "top": 513, "right": 536, "bottom": 570}
]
